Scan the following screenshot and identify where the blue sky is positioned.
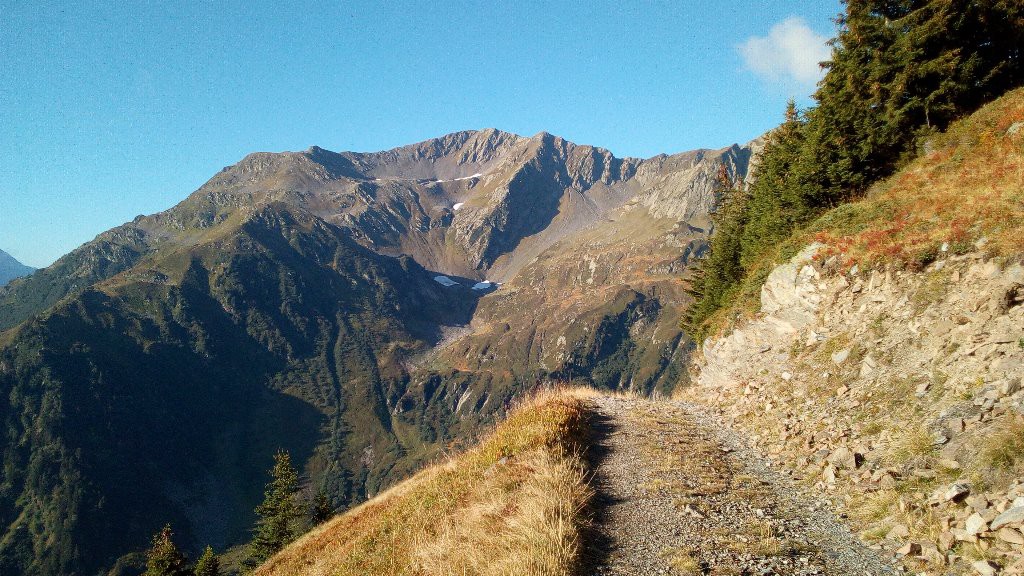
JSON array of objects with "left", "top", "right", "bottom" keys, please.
[{"left": 1, "top": 0, "right": 841, "bottom": 267}]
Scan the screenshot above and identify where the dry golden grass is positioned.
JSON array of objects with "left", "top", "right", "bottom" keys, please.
[
  {"left": 813, "top": 87, "right": 1024, "bottom": 268},
  {"left": 977, "top": 416, "right": 1024, "bottom": 474},
  {"left": 661, "top": 546, "right": 701, "bottom": 574},
  {"left": 254, "top": 389, "right": 595, "bottom": 576}
]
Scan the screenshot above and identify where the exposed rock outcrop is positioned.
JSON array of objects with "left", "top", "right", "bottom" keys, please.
[{"left": 685, "top": 247, "right": 1024, "bottom": 575}]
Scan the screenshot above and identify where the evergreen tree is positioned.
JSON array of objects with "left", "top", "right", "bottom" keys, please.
[
  {"left": 193, "top": 546, "right": 219, "bottom": 576},
  {"left": 245, "top": 450, "right": 301, "bottom": 569},
  {"left": 811, "top": 0, "right": 1024, "bottom": 199},
  {"left": 309, "top": 489, "right": 334, "bottom": 526},
  {"left": 683, "top": 0, "right": 1024, "bottom": 339},
  {"left": 144, "top": 525, "right": 189, "bottom": 576},
  {"left": 683, "top": 164, "right": 747, "bottom": 340},
  {"left": 739, "top": 100, "right": 810, "bottom": 269}
]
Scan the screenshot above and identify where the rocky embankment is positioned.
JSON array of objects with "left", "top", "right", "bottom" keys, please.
[{"left": 683, "top": 245, "right": 1024, "bottom": 575}]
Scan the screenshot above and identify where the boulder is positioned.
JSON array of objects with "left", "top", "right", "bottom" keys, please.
[
  {"left": 966, "top": 495, "right": 990, "bottom": 513},
  {"left": 997, "top": 527, "right": 1024, "bottom": 545},
  {"left": 822, "top": 465, "right": 837, "bottom": 484},
  {"left": 944, "top": 483, "right": 971, "bottom": 503},
  {"left": 965, "top": 512, "right": 989, "bottom": 536},
  {"left": 896, "top": 541, "right": 921, "bottom": 556},
  {"left": 886, "top": 524, "right": 910, "bottom": 539},
  {"left": 938, "top": 531, "right": 956, "bottom": 551},
  {"left": 991, "top": 505, "right": 1024, "bottom": 531},
  {"left": 759, "top": 244, "right": 823, "bottom": 330},
  {"left": 998, "top": 377, "right": 1022, "bottom": 397},
  {"left": 972, "top": 560, "right": 998, "bottom": 576},
  {"left": 827, "top": 446, "right": 861, "bottom": 470},
  {"left": 919, "top": 543, "right": 945, "bottom": 565},
  {"left": 831, "top": 348, "right": 851, "bottom": 365}
]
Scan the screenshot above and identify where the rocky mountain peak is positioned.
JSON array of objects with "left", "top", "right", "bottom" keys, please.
[{"left": 0, "top": 127, "right": 760, "bottom": 576}]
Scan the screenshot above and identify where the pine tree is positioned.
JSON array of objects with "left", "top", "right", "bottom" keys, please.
[
  {"left": 810, "top": 0, "right": 1024, "bottom": 199},
  {"left": 309, "top": 490, "right": 334, "bottom": 526},
  {"left": 739, "top": 100, "right": 810, "bottom": 269},
  {"left": 193, "top": 546, "right": 219, "bottom": 576},
  {"left": 144, "top": 525, "right": 189, "bottom": 576},
  {"left": 245, "top": 450, "right": 301, "bottom": 569},
  {"left": 682, "top": 0, "right": 1024, "bottom": 339},
  {"left": 682, "top": 161, "right": 747, "bottom": 340}
]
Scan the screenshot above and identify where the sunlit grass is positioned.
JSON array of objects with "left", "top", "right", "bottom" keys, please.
[
  {"left": 255, "top": 389, "right": 596, "bottom": 576},
  {"left": 813, "top": 88, "right": 1024, "bottom": 269}
]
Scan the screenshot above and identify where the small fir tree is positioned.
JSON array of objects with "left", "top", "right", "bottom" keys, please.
[
  {"left": 309, "top": 489, "right": 334, "bottom": 526},
  {"left": 193, "top": 545, "right": 219, "bottom": 576},
  {"left": 144, "top": 525, "right": 189, "bottom": 576},
  {"left": 245, "top": 450, "right": 300, "bottom": 569}
]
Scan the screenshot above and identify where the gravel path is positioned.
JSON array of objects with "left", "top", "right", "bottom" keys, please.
[{"left": 587, "top": 396, "right": 898, "bottom": 576}]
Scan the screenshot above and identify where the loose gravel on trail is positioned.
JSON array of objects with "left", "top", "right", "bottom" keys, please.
[{"left": 588, "top": 396, "right": 898, "bottom": 576}]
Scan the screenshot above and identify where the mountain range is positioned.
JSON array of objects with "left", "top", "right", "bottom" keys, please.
[
  {"left": 0, "top": 129, "right": 754, "bottom": 575},
  {"left": 0, "top": 249, "right": 34, "bottom": 287}
]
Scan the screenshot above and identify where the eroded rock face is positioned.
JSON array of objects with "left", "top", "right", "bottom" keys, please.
[
  {"left": 686, "top": 247, "right": 1024, "bottom": 574},
  {"left": 699, "top": 244, "right": 824, "bottom": 391}
]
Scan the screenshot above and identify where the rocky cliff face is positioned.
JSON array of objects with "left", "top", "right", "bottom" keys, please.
[{"left": 683, "top": 246, "right": 1024, "bottom": 574}]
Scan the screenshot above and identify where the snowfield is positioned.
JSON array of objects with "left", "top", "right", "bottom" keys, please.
[{"left": 434, "top": 173, "right": 482, "bottom": 185}]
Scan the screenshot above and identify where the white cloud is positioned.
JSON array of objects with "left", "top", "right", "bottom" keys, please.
[{"left": 738, "top": 17, "right": 831, "bottom": 88}]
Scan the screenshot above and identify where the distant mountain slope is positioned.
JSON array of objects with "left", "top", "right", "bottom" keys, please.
[
  {"left": 0, "top": 249, "right": 34, "bottom": 286},
  {"left": 0, "top": 129, "right": 753, "bottom": 575}
]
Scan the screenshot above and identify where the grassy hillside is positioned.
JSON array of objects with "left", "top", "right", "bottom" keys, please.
[
  {"left": 255, "top": 390, "right": 594, "bottom": 576},
  {"left": 700, "top": 87, "right": 1024, "bottom": 340},
  {"left": 813, "top": 87, "right": 1024, "bottom": 266}
]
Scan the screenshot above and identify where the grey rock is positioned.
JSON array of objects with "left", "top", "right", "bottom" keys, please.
[
  {"left": 943, "top": 483, "right": 971, "bottom": 503},
  {"left": 990, "top": 505, "right": 1024, "bottom": 530},
  {"left": 998, "top": 377, "right": 1021, "bottom": 397},
  {"left": 965, "top": 512, "right": 988, "bottom": 535}
]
